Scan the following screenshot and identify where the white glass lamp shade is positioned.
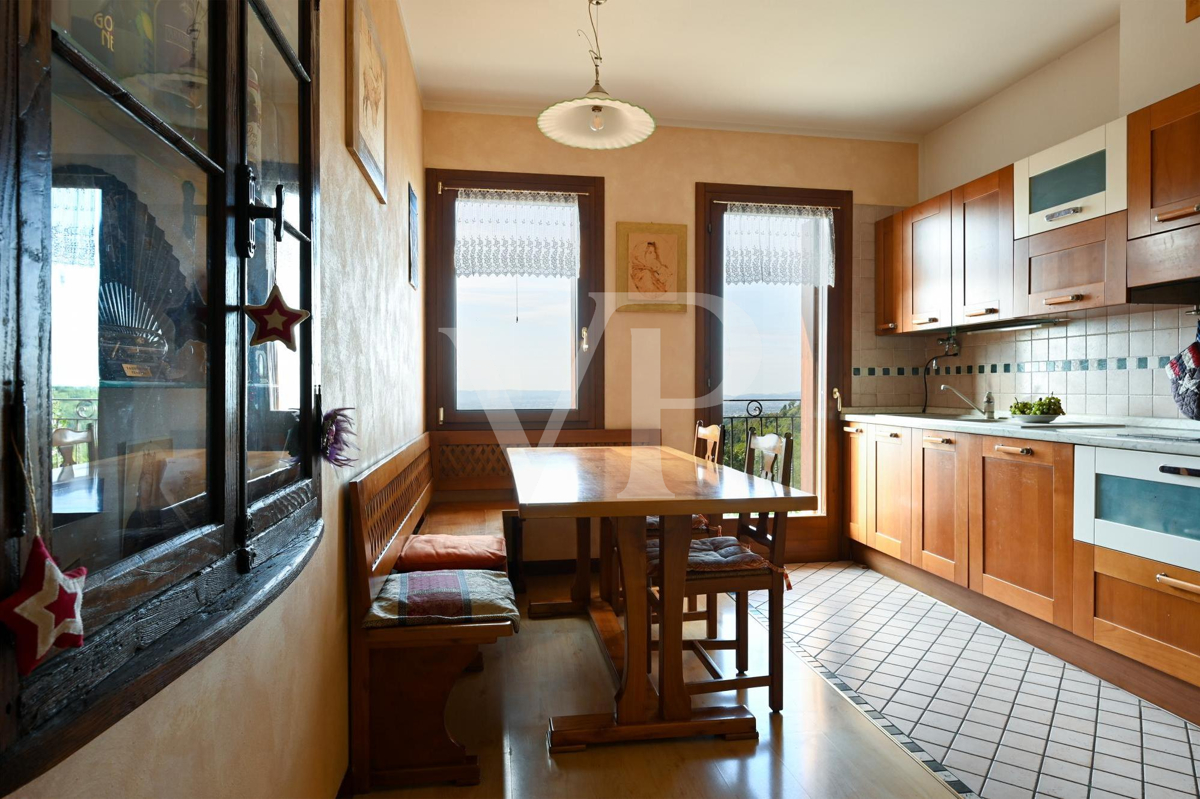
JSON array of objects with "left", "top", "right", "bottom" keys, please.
[{"left": 538, "top": 89, "right": 655, "bottom": 150}]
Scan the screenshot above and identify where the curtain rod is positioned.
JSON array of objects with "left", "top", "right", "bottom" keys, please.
[
  {"left": 437, "top": 182, "right": 588, "bottom": 196},
  {"left": 714, "top": 199, "right": 840, "bottom": 210}
]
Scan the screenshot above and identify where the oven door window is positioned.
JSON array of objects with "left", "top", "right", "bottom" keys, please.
[{"left": 1096, "top": 473, "right": 1200, "bottom": 542}]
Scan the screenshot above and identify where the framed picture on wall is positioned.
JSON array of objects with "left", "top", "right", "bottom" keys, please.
[
  {"left": 346, "top": 0, "right": 387, "bottom": 203},
  {"left": 408, "top": 183, "right": 418, "bottom": 288},
  {"left": 615, "top": 221, "right": 687, "bottom": 312}
]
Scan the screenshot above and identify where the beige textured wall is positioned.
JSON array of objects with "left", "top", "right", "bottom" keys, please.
[
  {"left": 13, "top": 1, "right": 425, "bottom": 796},
  {"left": 919, "top": 25, "right": 1120, "bottom": 200},
  {"left": 424, "top": 110, "right": 918, "bottom": 453},
  {"left": 1118, "top": 0, "right": 1200, "bottom": 114}
]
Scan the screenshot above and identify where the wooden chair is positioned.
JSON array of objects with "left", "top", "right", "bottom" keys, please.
[
  {"left": 599, "top": 421, "right": 725, "bottom": 632},
  {"left": 648, "top": 429, "right": 793, "bottom": 712}
]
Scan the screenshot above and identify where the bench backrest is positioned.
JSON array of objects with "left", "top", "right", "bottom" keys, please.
[{"left": 348, "top": 433, "right": 433, "bottom": 623}]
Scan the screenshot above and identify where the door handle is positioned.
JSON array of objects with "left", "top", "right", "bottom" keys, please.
[
  {"left": 995, "top": 445, "right": 1033, "bottom": 456},
  {"left": 832, "top": 387, "right": 843, "bottom": 413},
  {"left": 1043, "top": 294, "right": 1084, "bottom": 306},
  {"left": 911, "top": 316, "right": 938, "bottom": 326},
  {"left": 1156, "top": 573, "right": 1200, "bottom": 596},
  {"left": 878, "top": 322, "right": 897, "bottom": 331},
  {"left": 1154, "top": 204, "right": 1200, "bottom": 223},
  {"left": 965, "top": 307, "right": 998, "bottom": 318},
  {"left": 580, "top": 327, "right": 589, "bottom": 352},
  {"left": 843, "top": 426, "right": 863, "bottom": 434},
  {"left": 237, "top": 164, "right": 284, "bottom": 258},
  {"left": 1045, "top": 206, "right": 1083, "bottom": 223},
  {"left": 1159, "top": 465, "right": 1200, "bottom": 478},
  {"left": 924, "top": 436, "right": 952, "bottom": 445},
  {"left": 879, "top": 432, "right": 901, "bottom": 439}
]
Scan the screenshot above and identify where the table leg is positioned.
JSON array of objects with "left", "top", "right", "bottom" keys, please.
[
  {"left": 528, "top": 517, "right": 592, "bottom": 618},
  {"left": 614, "top": 516, "right": 651, "bottom": 725},
  {"left": 657, "top": 515, "right": 691, "bottom": 721}
]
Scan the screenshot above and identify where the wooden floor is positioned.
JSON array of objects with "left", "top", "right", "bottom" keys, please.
[{"left": 365, "top": 574, "right": 958, "bottom": 799}]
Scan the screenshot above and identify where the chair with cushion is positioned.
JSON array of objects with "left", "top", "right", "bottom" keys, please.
[{"left": 647, "top": 429, "right": 792, "bottom": 712}]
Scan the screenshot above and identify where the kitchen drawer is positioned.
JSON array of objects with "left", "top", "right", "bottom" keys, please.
[{"left": 1089, "top": 547, "right": 1200, "bottom": 689}]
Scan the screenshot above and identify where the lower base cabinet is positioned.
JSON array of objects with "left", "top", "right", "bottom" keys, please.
[
  {"left": 968, "top": 436, "right": 1075, "bottom": 629},
  {"left": 1083, "top": 546, "right": 1200, "bottom": 688},
  {"left": 866, "top": 425, "right": 912, "bottom": 561},
  {"left": 911, "top": 430, "right": 969, "bottom": 587},
  {"left": 845, "top": 424, "right": 871, "bottom": 545}
]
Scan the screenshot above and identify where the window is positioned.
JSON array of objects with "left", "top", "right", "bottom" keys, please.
[
  {"left": 1, "top": 1, "right": 321, "bottom": 789},
  {"left": 427, "top": 170, "right": 605, "bottom": 430}
]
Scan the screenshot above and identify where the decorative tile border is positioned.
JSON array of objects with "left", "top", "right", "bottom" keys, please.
[{"left": 852, "top": 357, "right": 1172, "bottom": 378}]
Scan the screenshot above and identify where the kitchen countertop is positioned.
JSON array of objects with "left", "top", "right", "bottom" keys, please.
[{"left": 841, "top": 410, "right": 1200, "bottom": 457}]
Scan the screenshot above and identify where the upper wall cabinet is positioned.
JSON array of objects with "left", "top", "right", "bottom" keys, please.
[
  {"left": 874, "top": 213, "right": 903, "bottom": 335},
  {"left": 951, "top": 166, "right": 1014, "bottom": 326},
  {"left": 1014, "top": 119, "right": 1127, "bottom": 239},
  {"left": 1127, "top": 83, "right": 1200, "bottom": 288},
  {"left": 1013, "top": 212, "right": 1127, "bottom": 316},
  {"left": 902, "top": 192, "right": 953, "bottom": 333}
]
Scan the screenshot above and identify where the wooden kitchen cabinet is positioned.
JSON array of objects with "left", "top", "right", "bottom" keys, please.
[
  {"left": 1012, "top": 211, "right": 1127, "bottom": 316},
  {"left": 1083, "top": 547, "right": 1200, "bottom": 689},
  {"left": 911, "top": 430, "right": 970, "bottom": 587},
  {"left": 952, "top": 167, "right": 1014, "bottom": 327},
  {"left": 845, "top": 423, "right": 871, "bottom": 545},
  {"left": 874, "top": 214, "right": 903, "bottom": 335},
  {"left": 902, "top": 192, "right": 953, "bottom": 332},
  {"left": 866, "top": 425, "right": 912, "bottom": 561},
  {"left": 1127, "top": 82, "right": 1200, "bottom": 287},
  {"left": 968, "top": 436, "right": 1075, "bottom": 629}
]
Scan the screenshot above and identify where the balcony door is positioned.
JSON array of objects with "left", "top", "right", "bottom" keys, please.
[{"left": 696, "top": 183, "right": 852, "bottom": 560}]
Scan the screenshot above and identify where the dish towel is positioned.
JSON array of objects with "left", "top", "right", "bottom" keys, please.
[{"left": 1167, "top": 322, "right": 1200, "bottom": 420}]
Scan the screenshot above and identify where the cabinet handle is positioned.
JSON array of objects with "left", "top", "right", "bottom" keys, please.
[
  {"left": 994, "top": 445, "right": 1033, "bottom": 456},
  {"left": 843, "top": 426, "right": 863, "bottom": 434},
  {"left": 1159, "top": 465, "right": 1200, "bottom": 478},
  {"left": 1043, "top": 294, "right": 1084, "bottom": 306},
  {"left": 923, "top": 436, "right": 952, "bottom": 445},
  {"left": 911, "top": 316, "right": 938, "bottom": 326},
  {"left": 878, "top": 322, "right": 897, "bottom": 331},
  {"left": 1156, "top": 573, "right": 1200, "bottom": 596},
  {"left": 965, "top": 307, "right": 998, "bottom": 318},
  {"left": 1154, "top": 204, "right": 1200, "bottom": 223},
  {"left": 1045, "top": 206, "right": 1083, "bottom": 223},
  {"left": 883, "top": 432, "right": 901, "bottom": 439}
]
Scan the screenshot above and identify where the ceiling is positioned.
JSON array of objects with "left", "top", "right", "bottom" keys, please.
[{"left": 397, "top": 0, "right": 1121, "bottom": 141}]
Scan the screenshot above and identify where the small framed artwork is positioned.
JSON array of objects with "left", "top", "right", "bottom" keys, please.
[
  {"left": 346, "top": 0, "right": 387, "bottom": 203},
  {"left": 408, "top": 183, "right": 419, "bottom": 289},
  {"left": 615, "top": 222, "right": 687, "bottom": 312}
]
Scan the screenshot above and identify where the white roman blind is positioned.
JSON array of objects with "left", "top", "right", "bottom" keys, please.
[
  {"left": 723, "top": 203, "right": 835, "bottom": 287},
  {"left": 453, "top": 189, "right": 580, "bottom": 279}
]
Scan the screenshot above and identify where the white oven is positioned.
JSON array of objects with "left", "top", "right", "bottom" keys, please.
[
  {"left": 1075, "top": 445, "right": 1200, "bottom": 571},
  {"left": 1014, "top": 118, "right": 1127, "bottom": 238}
]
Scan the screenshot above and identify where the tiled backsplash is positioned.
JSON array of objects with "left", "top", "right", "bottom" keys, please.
[{"left": 851, "top": 204, "right": 1200, "bottom": 419}]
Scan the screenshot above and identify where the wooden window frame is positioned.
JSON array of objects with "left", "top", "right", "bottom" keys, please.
[
  {"left": 425, "top": 168, "right": 606, "bottom": 432},
  {"left": 0, "top": 1, "right": 323, "bottom": 791}
]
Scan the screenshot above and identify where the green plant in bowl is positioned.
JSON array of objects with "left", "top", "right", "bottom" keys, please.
[{"left": 1009, "top": 394, "right": 1064, "bottom": 422}]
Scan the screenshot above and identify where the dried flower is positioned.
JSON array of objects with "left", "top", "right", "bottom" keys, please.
[{"left": 320, "top": 407, "right": 358, "bottom": 467}]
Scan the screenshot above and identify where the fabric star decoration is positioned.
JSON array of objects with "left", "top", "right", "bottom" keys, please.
[
  {"left": 0, "top": 536, "right": 87, "bottom": 675},
  {"left": 245, "top": 283, "right": 310, "bottom": 351}
]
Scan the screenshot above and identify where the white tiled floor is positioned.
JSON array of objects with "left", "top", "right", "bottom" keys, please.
[{"left": 750, "top": 562, "right": 1200, "bottom": 799}]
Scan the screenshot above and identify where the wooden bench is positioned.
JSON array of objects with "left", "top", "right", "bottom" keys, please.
[{"left": 348, "top": 434, "right": 516, "bottom": 792}]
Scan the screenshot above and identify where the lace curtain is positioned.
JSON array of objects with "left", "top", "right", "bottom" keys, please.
[
  {"left": 454, "top": 189, "right": 580, "bottom": 279},
  {"left": 51, "top": 187, "right": 102, "bottom": 267},
  {"left": 723, "top": 203, "right": 835, "bottom": 287}
]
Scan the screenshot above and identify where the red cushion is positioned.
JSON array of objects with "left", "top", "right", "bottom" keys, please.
[{"left": 397, "top": 534, "right": 507, "bottom": 573}]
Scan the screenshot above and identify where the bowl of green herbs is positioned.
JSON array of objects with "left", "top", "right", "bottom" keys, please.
[{"left": 1008, "top": 395, "right": 1064, "bottom": 423}]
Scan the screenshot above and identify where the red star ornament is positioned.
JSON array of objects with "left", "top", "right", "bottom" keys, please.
[
  {"left": 245, "top": 283, "right": 310, "bottom": 351},
  {"left": 0, "top": 536, "right": 87, "bottom": 675}
]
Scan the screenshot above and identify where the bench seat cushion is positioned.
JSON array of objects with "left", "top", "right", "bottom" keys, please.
[
  {"left": 398, "top": 533, "right": 507, "bottom": 572},
  {"left": 364, "top": 569, "right": 520, "bottom": 631},
  {"left": 645, "top": 536, "right": 771, "bottom": 577}
]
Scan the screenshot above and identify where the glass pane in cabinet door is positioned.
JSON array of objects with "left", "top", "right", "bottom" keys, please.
[
  {"left": 246, "top": 7, "right": 305, "bottom": 504},
  {"left": 50, "top": 54, "right": 210, "bottom": 574},
  {"left": 51, "top": 0, "right": 211, "bottom": 150}
]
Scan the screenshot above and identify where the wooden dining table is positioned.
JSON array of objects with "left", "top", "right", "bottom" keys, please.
[{"left": 506, "top": 444, "right": 817, "bottom": 752}]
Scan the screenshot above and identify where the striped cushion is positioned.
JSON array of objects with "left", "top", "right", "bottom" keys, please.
[
  {"left": 364, "top": 569, "right": 519, "bottom": 630},
  {"left": 645, "top": 536, "right": 771, "bottom": 575}
]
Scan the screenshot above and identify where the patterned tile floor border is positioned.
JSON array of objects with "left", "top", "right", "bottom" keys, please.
[{"left": 745, "top": 562, "right": 1200, "bottom": 799}]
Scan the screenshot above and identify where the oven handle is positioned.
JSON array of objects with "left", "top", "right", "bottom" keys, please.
[{"left": 1159, "top": 465, "right": 1200, "bottom": 478}]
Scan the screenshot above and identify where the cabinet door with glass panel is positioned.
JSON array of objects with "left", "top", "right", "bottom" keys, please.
[{"left": 0, "top": 0, "right": 318, "bottom": 782}]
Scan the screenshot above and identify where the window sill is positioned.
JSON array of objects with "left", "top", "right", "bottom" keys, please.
[{"left": 0, "top": 516, "right": 324, "bottom": 795}]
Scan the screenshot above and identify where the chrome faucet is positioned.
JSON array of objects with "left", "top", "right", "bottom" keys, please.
[{"left": 940, "top": 385, "right": 995, "bottom": 420}]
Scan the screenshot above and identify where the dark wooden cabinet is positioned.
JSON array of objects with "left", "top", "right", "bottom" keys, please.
[
  {"left": 952, "top": 167, "right": 1013, "bottom": 326},
  {"left": 1013, "top": 211, "right": 1127, "bottom": 316},
  {"left": 968, "top": 436, "right": 1075, "bottom": 629},
  {"left": 874, "top": 214, "right": 903, "bottom": 335},
  {"left": 867, "top": 425, "right": 911, "bottom": 561},
  {"left": 1127, "top": 82, "right": 1200, "bottom": 287},
  {"left": 911, "top": 430, "right": 969, "bottom": 587},
  {"left": 902, "top": 192, "right": 953, "bottom": 332},
  {"left": 845, "top": 424, "right": 871, "bottom": 546}
]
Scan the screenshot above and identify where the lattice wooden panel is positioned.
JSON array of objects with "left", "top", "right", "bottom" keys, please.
[{"left": 366, "top": 448, "right": 432, "bottom": 565}]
